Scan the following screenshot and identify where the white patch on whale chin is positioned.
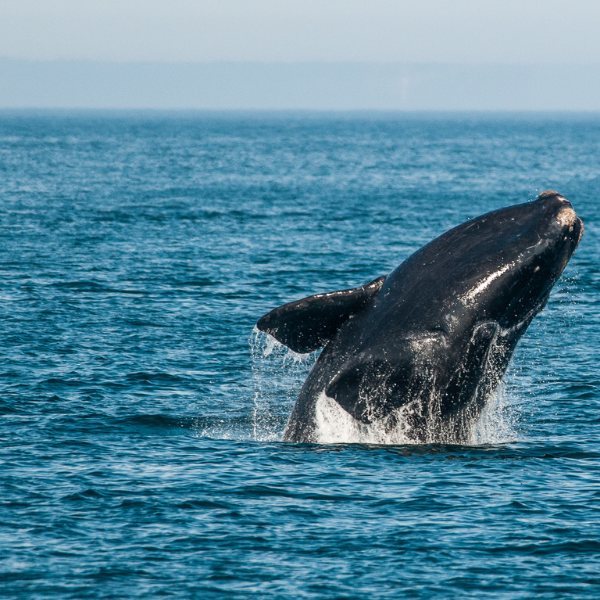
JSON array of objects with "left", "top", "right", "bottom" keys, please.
[{"left": 314, "top": 391, "right": 413, "bottom": 444}]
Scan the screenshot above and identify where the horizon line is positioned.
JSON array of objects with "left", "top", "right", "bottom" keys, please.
[{"left": 2, "top": 57, "right": 600, "bottom": 67}]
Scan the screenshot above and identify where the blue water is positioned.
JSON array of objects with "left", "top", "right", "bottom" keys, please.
[{"left": 0, "top": 112, "right": 599, "bottom": 599}]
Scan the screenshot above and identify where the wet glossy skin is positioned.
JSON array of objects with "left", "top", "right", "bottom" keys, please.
[{"left": 279, "top": 192, "right": 583, "bottom": 443}]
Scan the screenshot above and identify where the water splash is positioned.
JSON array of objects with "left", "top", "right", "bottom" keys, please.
[
  {"left": 249, "top": 327, "right": 520, "bottom": 445},
  {"left": 313, "top": 392, "right": 413, "bottom": 444},
  {"left": 468, "top": 383, "right": 519, "bottom": 445},
  {"left": 313, "top": 384, "right": 519, "bottom": 445},
  {"left": 250, "top": 327, "right": 318, "bottom": 441}
]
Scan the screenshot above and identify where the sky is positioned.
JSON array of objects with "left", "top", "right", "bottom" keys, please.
[
  {"left": 1, "top": 0, "right": 600, "bottom": 65},
  {"left": 1, "top": 1, "right": 600, "bottom": 109}
]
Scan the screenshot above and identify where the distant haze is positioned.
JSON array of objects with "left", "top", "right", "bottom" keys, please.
[
  {"left": 1, "top": 61, "right": 600, "bottom": 111},
  {"left": 1, "top": 1, "right": 600, "bottom": 110}
]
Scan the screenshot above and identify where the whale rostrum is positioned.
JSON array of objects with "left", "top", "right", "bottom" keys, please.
[{"left": 257, "top": 192, "right": 584, "bottom": 444}]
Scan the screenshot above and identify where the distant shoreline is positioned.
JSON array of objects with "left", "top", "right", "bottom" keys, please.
[{"left": 2, "top": 60, "right": 600, "bottom": 111}]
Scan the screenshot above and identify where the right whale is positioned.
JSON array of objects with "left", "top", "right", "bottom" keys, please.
[{"left": 257, "top": 192, "right": 584, "bottom": 444}]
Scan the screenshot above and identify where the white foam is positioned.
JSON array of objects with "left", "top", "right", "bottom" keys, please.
[
  {"left": 314, "top": 392, "right": 413, "bottom": 444},
  {"left": 312, "top": 385, "right": 518, "bottom": 446}
]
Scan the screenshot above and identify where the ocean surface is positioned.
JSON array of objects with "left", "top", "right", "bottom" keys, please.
[{"left": 0, "top": 111, "right": 599, "bottom": 599}]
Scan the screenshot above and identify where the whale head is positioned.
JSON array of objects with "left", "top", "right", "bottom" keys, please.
[
  {"left": 364, "top": 191, "right": 584, "bottom": 362},
  {"left": 324, "top": 191, "right": 584, "bottom": 440}
]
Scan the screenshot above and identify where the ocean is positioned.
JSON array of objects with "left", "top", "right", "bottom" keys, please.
[{"left": 0, "top": 111, "right": 598, "bottom": 599}]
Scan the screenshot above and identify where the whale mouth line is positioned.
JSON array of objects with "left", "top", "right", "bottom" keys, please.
[{"left": 500, "top": 304, "right": 544, "bottom": 336}]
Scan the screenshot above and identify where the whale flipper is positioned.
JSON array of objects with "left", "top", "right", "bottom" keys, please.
[{"left": 257, "top": 276, "right": 386, "bottom": 353}]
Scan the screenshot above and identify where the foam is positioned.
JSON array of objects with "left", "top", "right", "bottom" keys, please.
[
  {"left": 314, "top": 392, "right": 413, "bottom": 444},
  {"left": 312, "top": 385, "right": 517, "bottom": 445}
]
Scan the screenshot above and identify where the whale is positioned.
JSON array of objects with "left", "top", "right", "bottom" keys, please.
[{"left": 256, "top": 192, "right": 584, "bottom": 444}]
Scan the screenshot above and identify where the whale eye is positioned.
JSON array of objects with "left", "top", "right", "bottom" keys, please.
[
  {"left": 475, "top": 323, "right": 497, "bottom": 341},
  {"left": 480, "top": 327, "right": 493, "bottom": 339}
]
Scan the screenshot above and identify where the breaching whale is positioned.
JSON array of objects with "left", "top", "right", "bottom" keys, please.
[{"left": 257, "top": 192, "right": 584, "bottom": 444}]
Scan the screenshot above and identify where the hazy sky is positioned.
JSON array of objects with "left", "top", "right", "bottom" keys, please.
[{"left": 1, "top": 0, "right": 600, "bottom": 64}]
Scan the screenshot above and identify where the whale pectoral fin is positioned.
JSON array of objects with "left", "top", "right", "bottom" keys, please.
[
  {"left": 256, "top": 275, "right": 386, "bottom": 354},
  {"left": 325, "top": 355, "right": 414, "bottom": 423},
  {"left": 325, "top": 363, "right": 371, "bottom": 422}
]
